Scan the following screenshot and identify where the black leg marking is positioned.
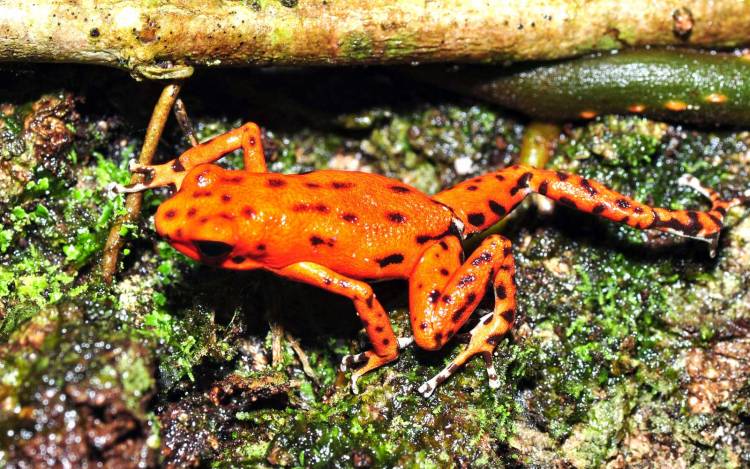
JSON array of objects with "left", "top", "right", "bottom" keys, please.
[
  {"left": 581, "top": 178, "right": 597, "bottom": 196},
  {"left": 457, "top": 274, "right": 475, "bottom": 287},
  {"left": 428, "top": 290, "right": 440, "bottom": 304},
  {"left": 538, "top": 181, "right": 549, "bottom": 196},
  {"left": 451, "top": 306, "right": 467, "bottom": 323},
  {"left": 510, "top": 172, "right": 533, "bottom": 196},
  {"left": 472, "top": 251, "right": 493, "bottom": 266},
  {"left": 489, "top": 200, "right": 507, "bottom": 216},
  {"left": 468, "top": 213, "right": 486, "bottom": 227}
]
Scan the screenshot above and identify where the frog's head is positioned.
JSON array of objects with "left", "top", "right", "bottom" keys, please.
[{"left": 154, "top": 164, "right": 263, "bottom": 268}]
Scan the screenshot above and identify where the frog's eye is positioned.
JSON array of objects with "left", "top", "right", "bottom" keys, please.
[{"left": 194, "top": 240, "right": 233, "bottom": 258}]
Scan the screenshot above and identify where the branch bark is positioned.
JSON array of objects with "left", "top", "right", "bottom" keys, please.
[{"left": 1, "top": 1, "right": 750, "bottom": 79}]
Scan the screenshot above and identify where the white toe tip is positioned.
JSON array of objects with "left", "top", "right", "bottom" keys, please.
[
  {"left": 397, "top": 337, "right": 414, "bottom": 348},
  {"left": 418, "top": 382, "right": 435, "bottom": 398}
]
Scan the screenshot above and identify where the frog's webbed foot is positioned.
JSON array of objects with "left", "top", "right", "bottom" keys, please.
[
  {"left": 418, "top": 353, "right": 500, "bottom": 398},
  {"left": 677, "top": 173, "right": 746, "bottom": 257},
  {"left": 678, "top": 173, "right": 748, "bottom": 209},
  {"left": 418, "top": 313, "right": 502, "bottom": 398},
  {"left": 340, "top": 351, "right": 397, "bottom": 394},
  {"left": 109, "top": 158, "right": 188, "bottom": 194},
  {"left": 340, "top": 337, "right": 413, "bottom": 394},
  {"left": 109, "top": 160, "right": 150, "bottom": 193}
]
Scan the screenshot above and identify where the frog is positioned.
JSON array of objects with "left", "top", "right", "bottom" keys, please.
[{"left": 113, "top": 122, "right": 744, "bottom": 397}]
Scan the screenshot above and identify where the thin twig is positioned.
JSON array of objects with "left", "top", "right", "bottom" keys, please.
[
  {"left": 285, "top": 332, "right": 320, "bottom": 386},
  {"left": 271, "top": 321, "right": 284, "bottom": 367},
  {"left": 100, "top": 82, "right": 182, "bottom": 283},
  {"left": 174, "top": 98, "right": 199, "bottom": 147}
]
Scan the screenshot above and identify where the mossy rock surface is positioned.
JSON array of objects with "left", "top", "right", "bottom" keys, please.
[{"left": 0, "top": 66, "right": 748, "bottom": 468}]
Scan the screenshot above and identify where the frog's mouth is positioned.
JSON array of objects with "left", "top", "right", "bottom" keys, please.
[
  {"left": 193, "top": 240, "right": 233, "bottom": 258},
  {"left": 169, "top": 239, "right": 234, "bottom": 263}
]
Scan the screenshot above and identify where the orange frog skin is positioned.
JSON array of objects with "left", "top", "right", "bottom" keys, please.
[{"left": 115, "top": 122, "right": 745, "bottom": 397}]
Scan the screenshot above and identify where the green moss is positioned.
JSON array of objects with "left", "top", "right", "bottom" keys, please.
[
  {"left": 340, "top": 32, "right": 374, "bottom": 61},
  {"left": 0, "top": 149, "right": 130, "bottom": 335},
  {"left": 562, "top": 383, "right": 635, "bottom": 467},
  {"left": 594, "top": 34, "right": 623, "bottom": 51},
  {"left": 497, "top": 115, "right": 750, "bottom": 467},
  {"left": 383, "top": 35, "right": 418, "bottom": 60},
  {"left": 360, "top": 104, "right": 522, "bottom": 193}
]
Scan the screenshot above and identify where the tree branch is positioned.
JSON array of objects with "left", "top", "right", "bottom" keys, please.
[{"left": 1, "top": 1, "right": 749, "bottom": 79}]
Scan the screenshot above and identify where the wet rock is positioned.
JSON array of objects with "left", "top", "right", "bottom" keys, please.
[
  {"left": 0, "top": 93, "right": 78, "bottom": 203},
  {"left": 685, "top": 339, "right": 750, "bottom": 414},
  {"left": 1, "top": 303, "right": 157, "bottom": 468},
  {"left": 159, "top": 371, "right": 290, "bottom": 468}
]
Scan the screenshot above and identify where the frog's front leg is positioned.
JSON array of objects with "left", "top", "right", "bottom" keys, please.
[
  {"left": 271, "top": 261, "right": 408, "bottom": 393},
  {"left": 113, "top": 122, "right": 266, "bottom": 193},
  {"left": 408, "top": 234, "right": 516, "bottom": 397}
]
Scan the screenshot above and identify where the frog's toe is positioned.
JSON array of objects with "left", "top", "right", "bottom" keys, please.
[
  {"left": 482, "top": 352, "right": 500, "bottom": 389},
  {"left": 340, "top": 352, "right": 367, "bottom": 372},
  {"left": 129, "top": 159, "right": 152, "bottom": 174},
  {"left": 418, "top": 353, "right": 498, "bottom": 398},
  {"left": 109, "top": 181, "right": 151, "bottom": 194},
  {"left": 397, "top": 336, "right": 414, "bottom": 349},
  {"left": 418, "top": 372, "right": 445, "bottom": 398},
  {"left": 342, "top": 350, "right": 399, "bottom": 394}
]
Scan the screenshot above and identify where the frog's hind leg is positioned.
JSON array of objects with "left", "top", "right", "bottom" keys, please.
[
  {"left": 112, "top": 122, "right": 266, "bottom": 193},
  {"left": 434, "top": 164, "right": 742, "bottom": 257},
  {"left": 408, "top": 234, "right": 516, "bottom": 397},
  {"left": 271, "top": 261, "right": 402, "bottom": 394}
]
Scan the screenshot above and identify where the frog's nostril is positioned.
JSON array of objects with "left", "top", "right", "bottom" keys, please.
[{"left": 194, "top": 240, "right": 233, "bottom": 258}]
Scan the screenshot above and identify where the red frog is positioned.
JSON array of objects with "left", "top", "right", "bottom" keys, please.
[{"left": 114, "top": 122, "right": 744, "bottom": 397}]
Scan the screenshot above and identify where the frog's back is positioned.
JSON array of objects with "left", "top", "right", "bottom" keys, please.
[{"left": 244, "top": 170, "right": 456, "bottom": 278}]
